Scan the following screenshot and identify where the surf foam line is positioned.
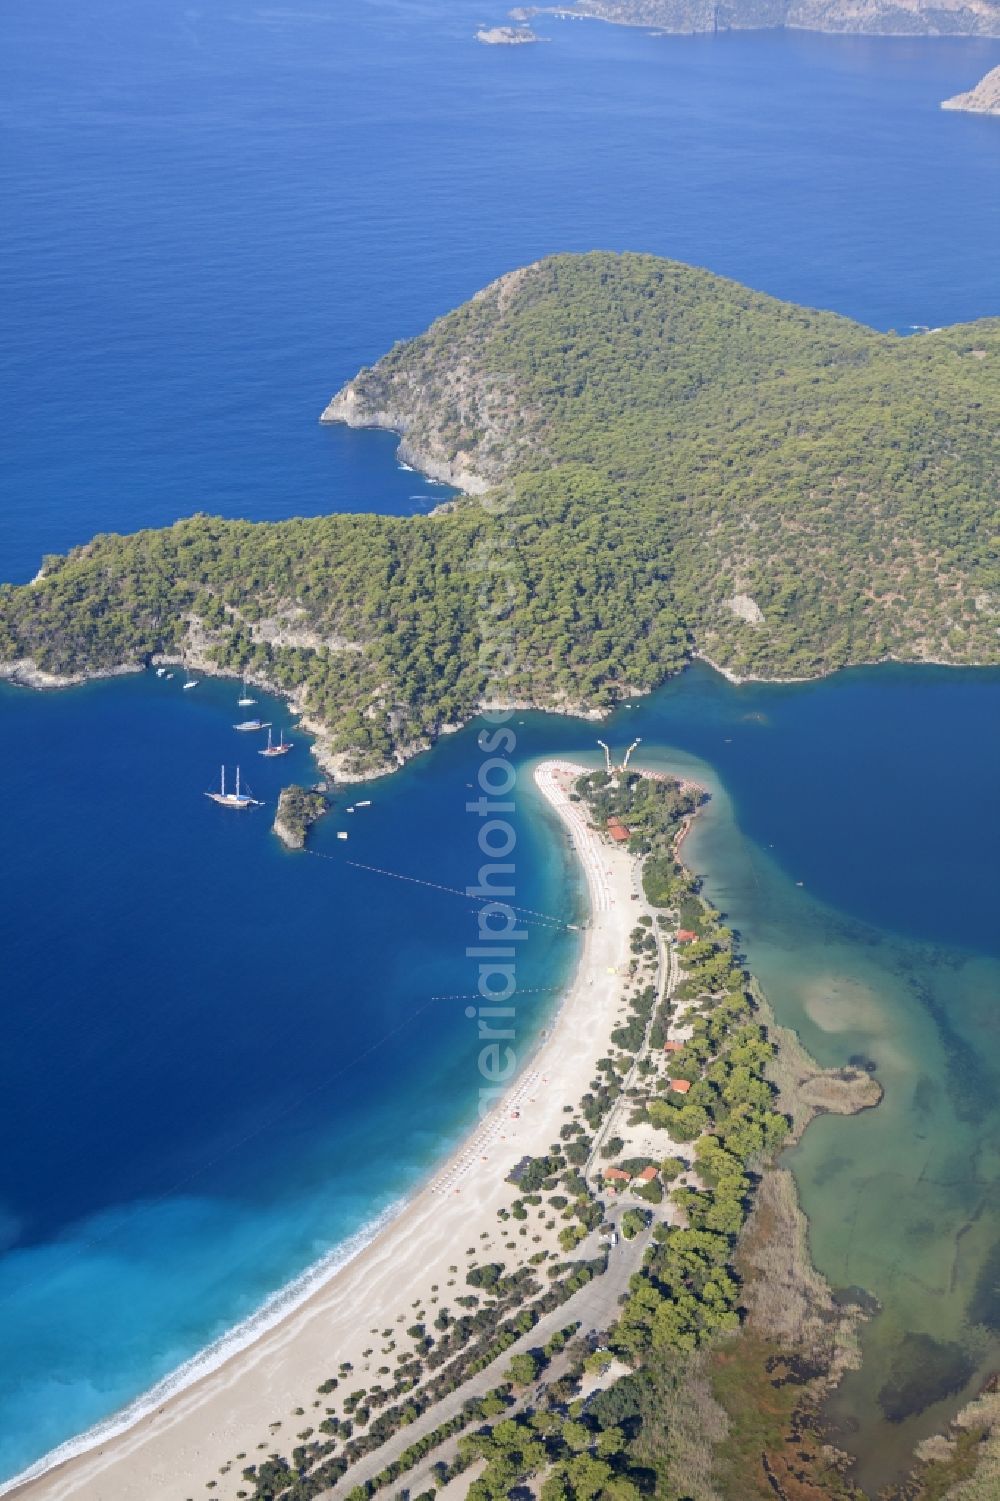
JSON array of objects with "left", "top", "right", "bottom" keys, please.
[
  {"left": 0, "top": 985, "right": 449, "bottom": 1492},
  {"left": 0, "top": 1196, "right": 404, "bottom": 1497}
]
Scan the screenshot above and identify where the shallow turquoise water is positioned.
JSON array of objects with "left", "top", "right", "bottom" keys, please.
[
  {"left": 682, "top": 744, "right": 1000, "bottom": 1486},
  {"left": 1, "top": 0, "right": 999, "bottom": 1486}
]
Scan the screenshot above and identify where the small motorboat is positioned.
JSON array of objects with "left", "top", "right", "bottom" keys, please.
[{"left": 233, "top": 719, "right": 271, "bottom": 733}]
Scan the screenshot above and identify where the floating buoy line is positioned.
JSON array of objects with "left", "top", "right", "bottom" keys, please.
[
  {"left": 429, "top": 985, "right": 561, "bottom": 1002},
  {"left": 299, "top": 849, "right": 579, "bottom": 932}
]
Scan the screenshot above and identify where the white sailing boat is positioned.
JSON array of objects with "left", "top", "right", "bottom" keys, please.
[
  {"left": 206, "top": 765, "right": 263, "bottom": 809},
  {"left": 259, "top": 727, "right": 293, "bottom": 758},
  {"left": 233, "top": 718, "right": 271, "bottom": 732},
  {"left": 237, "top": 679, "right": 256, "bottom": 707}
]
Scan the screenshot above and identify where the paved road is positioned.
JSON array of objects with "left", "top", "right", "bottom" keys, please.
[{"left": 321, "top": 1229, "right": 647, "bottom": 1498}]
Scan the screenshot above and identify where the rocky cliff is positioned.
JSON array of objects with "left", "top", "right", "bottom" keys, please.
[{"left": 320, "top": 269, "right": 553, "bottom": 493}]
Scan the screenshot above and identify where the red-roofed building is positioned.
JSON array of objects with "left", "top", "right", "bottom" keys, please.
[
  {"left": 675, "top": 929, "right": 698, "bottom": 943},
  {"left": 669, "top": 1078, "right": 692, "bottom": 1095},
  {"left": 663, "top": 1040, "right": 684, "bottom": 1053},
  {"left": 604, "top": 1166, "right": 632, "bottom": 1183},
  {"left": 636, "top": 1165, "right": 658, "bottom": 1183},
  {"left": 608, "top": 824, "right": 631, "bottom": 842}
]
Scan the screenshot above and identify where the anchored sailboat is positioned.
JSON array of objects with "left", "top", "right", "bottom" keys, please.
[
  {"left": 259, "top": 727, "right": 293, "bottom": 758},
  {"left": 206, "top": 765, "right": 263, "bottom": 809},
  {"left": 233, "top": 718, "right": 271, "bottom": 733},
  {"left": 237, "top": 679, "right": 256, "bottom": 707}
]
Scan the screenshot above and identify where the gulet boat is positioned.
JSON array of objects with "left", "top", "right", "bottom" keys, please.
[
  {"left": 205, "top": 766, "right": 263, "bottom": 809},
  {"left": 259, "top": 728, "right": 293, "bottom": 758}
]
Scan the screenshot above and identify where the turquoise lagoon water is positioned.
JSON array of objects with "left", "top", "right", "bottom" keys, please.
[{"left": 1, "top": 0, "right": 999, "bottom": 1488}]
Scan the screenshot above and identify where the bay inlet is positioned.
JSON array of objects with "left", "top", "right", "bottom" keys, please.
[{"left": 0, "top": 662, "right": 997, "bottom": 1488}]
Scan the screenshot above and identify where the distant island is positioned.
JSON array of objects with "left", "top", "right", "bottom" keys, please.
[
  {"left": 942, "top": 63, "right": 1000, "bottom": 112},
  {"left": 476, "top": 24, "right": 541, "bottom": 42},
  {"left": 509, "top": 0, "right": 1000, "bottom": 35},
  {"left": 0, "top": 253, "right": 996, "bottom": 780}
]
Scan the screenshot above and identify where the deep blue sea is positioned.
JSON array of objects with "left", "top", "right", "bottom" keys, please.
[{"left": 1, "top": 0, "right": 998, "bottom": 1490}]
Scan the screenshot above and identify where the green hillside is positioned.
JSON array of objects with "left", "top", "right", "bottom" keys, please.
[{"left": 1, "top": 253, "right": 996, "bottom": 772}]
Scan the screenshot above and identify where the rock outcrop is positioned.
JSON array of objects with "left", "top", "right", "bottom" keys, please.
[
  {"left": 942, "top": 63, "right": 1000, "bottom": 113},
  {"left": 476, "top": 24, "right": 541, "bottom": 42},
  {"left": 273, "top": 785, "right": 330, "bottom": 850}
]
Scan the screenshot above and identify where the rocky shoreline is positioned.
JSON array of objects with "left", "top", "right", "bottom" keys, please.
[
  {"left": 0, "top": 658, "right": 141, "bottom": 691},
  {"left": 319, "top": 384, "right": 491, "bottom": 496}
]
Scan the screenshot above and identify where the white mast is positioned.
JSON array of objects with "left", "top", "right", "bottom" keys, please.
[
  {"left": 236, "top": 766, "right": 241, "bottom": 800},
  {"left": 221, "top": 765, "right": 226, "bottom": 797}
]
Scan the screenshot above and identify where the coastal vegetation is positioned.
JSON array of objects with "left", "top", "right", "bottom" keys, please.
[
  {"left": 1, "top": 254, "right": 996, "bottom": 774},
  {"left": 237, "top": 1255, "right": 606, "bottom": 1499}
]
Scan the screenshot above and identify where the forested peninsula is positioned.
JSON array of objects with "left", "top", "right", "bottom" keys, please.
[{"left": 0, "top": 253, "right": 996, "bottom": 777}]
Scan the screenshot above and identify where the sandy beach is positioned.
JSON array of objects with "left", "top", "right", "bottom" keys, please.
[{"left": 11, "top": 760, "right": 641, "bottom": 1501}]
